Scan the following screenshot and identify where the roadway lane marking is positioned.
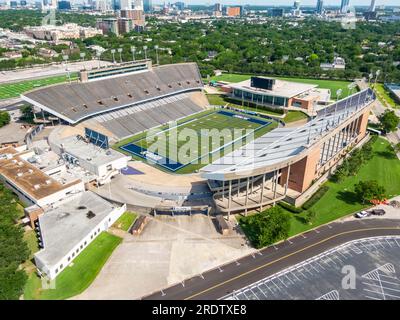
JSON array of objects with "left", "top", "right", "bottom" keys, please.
[{"left": 183, "top": 226, "right": 400, "bottom": 300}]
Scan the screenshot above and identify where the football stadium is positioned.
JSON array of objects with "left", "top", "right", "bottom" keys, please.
[{"left": 20, "top": 60, "right": 376, "bottom": 216}]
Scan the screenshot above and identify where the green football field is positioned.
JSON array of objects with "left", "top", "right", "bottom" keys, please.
[
  {"left": 0, "top": 74, "right": 78, "bottom": 100},
  {"left": 118, "top": 110, "right": 278, "bottom": 173}
]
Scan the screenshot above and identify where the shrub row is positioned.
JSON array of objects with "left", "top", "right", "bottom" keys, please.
[
  {"left": 302, "top": 185, "right": 330, "bottom": 210},
  {"left": 278, "top": 201, "right": 303, "bottom": 213}
]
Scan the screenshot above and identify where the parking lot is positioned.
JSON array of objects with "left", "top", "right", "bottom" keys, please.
[{"left": 223, "top": 236, "right": 400, "bottom": 300}]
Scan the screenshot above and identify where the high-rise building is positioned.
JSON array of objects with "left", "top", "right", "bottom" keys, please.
[
  {"left": 174, "top": 1, "right": 184, "bottom": 11},
  {"left": 340, "top": 0, "right": 350, "bottom": 14},
  {"left": 58, "top": 0, "right": 71, "bottom": 9},
  {"left": 214, "top": 3, "right": 222, "bottom": 12},
  {"left": 96, "top": 18, "right": 119, "bottom": 35},
  {"left": 133, "top": 0, "right": 143, "bottom": 10},
  {"left": 119, "top": 0, "right": 132, "bottom": 10},
  {"left": 369, "top": 0, "right": 376, "bottom": 12},
  {"left": 96, "top": 0, "right": 111, "bottom": 11},
  {"left": 316, "top": 0, "right": 324, "bottom": 14},
  {"left": 120, "top": 9, "right": 145, "bottom": 26},
  {"left": 226, "top": 6, "right": 241, "bottom": 17},
  {"left": 293, "top": 1, "right": 300, "bottom": 10},
  {"left": 271, "top": 8, "right": 284, "bottom": 17},
  {"left": 143, "top": 0, "right": 152, "bottom": 12}
]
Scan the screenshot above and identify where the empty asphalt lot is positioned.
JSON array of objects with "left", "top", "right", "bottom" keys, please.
[{"left": 144, "top": 218, "right": 400, "bottom": 300}]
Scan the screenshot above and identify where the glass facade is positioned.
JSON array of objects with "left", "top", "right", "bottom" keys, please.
[{"left": 232, "top": 89, "right": 287, "bottom": 107}]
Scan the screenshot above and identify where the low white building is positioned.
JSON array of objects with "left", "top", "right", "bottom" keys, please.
[
  {"left": 0, "top": 146, "right": 84, "bottom": 208},
  {"left": 49, "top": 134, "right": 130, "bottom": 185},
  {"left": 34, "top": 191, "right": 126, "bottom": 280}
]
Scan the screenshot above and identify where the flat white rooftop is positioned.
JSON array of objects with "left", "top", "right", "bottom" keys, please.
[
  {"left": 229, "top": 78, "right": 318, "bottom": 98},
  {"left": 60, "top": 135, "right": 128, "bottom": 167},
  {"left": 35, "top": 191, "right": 116, "bottom": 267}
]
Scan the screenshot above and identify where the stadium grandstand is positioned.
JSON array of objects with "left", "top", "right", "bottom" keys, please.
[
  {"left": 201, "top": 88, "right": 376, "bottom": 216},
  {"left": 21, "top": 61, "right": 206, "bottom": 141}
]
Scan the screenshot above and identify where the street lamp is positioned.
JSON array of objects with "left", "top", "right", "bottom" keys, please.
[
  {"left": 96, "top": 51, "right": 101, "bottom": 68},
  {"left": 130, "top": 46, "right": 136, "bottom": 62},
  {"left": 143, "top": 45, "right": 148, "bottom": 60},
  {"left": 117, "top": 48, "right": 123, "bottom": 63},
  {"left": 111, "top": 49, "right": 116, "bottom": 63},
  {"left": 154, "top": 45, "right": 159, "bottom": 65},
  {"left": 80, "top": 52, "right": 86, "bottom": 70}
]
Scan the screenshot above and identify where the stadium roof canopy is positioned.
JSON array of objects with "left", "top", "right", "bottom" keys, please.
[
  {"left": 201, "top": 89, "right": 375, "bottom": 181},
  {"left": 22, "top": 63, "right": 203, "bottom": 124}
]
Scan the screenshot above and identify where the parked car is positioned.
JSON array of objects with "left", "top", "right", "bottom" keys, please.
[
  {"left": 371, "top": 209, "right": 386, "bottom": 216},
  {"left": 355, "top": 210, "right": 370, "bottom": 218}
]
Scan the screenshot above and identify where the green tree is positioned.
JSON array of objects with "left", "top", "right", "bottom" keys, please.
[
  {"left": 0, "top": 184, "right": 29, "bottom": 300},
  {"left": 304, "top": 209, "right": 317, "bottom": 225},
  {"left": 0, "top": 111, "right": 10, "bottom": 128},
  {"left": 379, "top": 110, "right": 400, "bottom": 133},
  {"left": 20, "top": 105, "right": 34, "bottom": 122},
  {"left": 354, "top": 180, "right": 386, "bottom": 204},
  {"left": 243, "top": 206, "right": 291, "bottom": 248}
]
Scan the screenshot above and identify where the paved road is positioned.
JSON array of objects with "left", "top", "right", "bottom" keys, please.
[{"left": 143, "top": 218, "right": 400, "bottom": 300}]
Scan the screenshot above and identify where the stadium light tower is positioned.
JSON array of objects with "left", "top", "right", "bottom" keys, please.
[
  {"left": 111, "top": 49, "right": 116, "bottom": 63},
  {"left": 143, "top": 45, "right": 148, "bottom": 60},
  {"left": 117, "top": 48, "right": 123, "bottom": 63},
  {"left": 62, "top": 55, "right": 71, "bottom": 83},
  {"left": 374, "top": 69, "right": 381, "bottom": 87},
  {"left": 368, "top": 72, "right": 373, "bottom": 87},
  {"left": 154, "top": 45, "right": 159, "bottom": 65},
  {"left": 130, "top": 46, "right": 136, "bottom": 61}
]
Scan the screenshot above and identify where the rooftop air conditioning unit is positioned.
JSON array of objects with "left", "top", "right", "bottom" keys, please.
[
  {"left": 33, "top": 184, "right": 40, "bottom": 190},
  {"left": 17, "top": 172, "right": 23, "bottom": 177}
]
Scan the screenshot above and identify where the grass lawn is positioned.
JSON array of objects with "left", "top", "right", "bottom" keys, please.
[
  {"left": 0, "top": 74, "right": 78, "bottom": 100},
  {"left": 112, "top": 211, "right": 137, "bottom": 231},
  {"left": 209, "top": 73, "right": 354, "bottom": 99},
  {"left": 239, "top": 137, "right": 400, "bottom": 242},
  {"left": 23, "top": 232, "right": 122, "bottom": 300},
  {"left": 284, "top": 111, "right": 309, "bottom": 123},
  {"left": 288, "top": 137, "right": 400, "bottom": 236},
  {"left": 373, "top": 83, "right": 400, "bottom": 109}
]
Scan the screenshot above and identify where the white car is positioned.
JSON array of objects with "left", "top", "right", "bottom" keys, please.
[{"left": 355, "top": 210, "right": 370, "bottom": 218}]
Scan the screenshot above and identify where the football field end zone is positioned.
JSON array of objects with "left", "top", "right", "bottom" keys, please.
[{"left": 119, "top": 110, "right": 272, "bottom": 172}]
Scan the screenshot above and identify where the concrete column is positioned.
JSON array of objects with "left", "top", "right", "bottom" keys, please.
[
  {"left": 250, "top": 176, "right": 254, "bottom": 193},
  {"left": 222, "top": 180, "right": 225, "bottom": 201},
  {"left": 245, "top": 177, "right": 250, "bottom": 216},
  {"left": 259, "top": 173, "right": 266, "bottom": 211},
  {"left": 237, "top": 178, "right": 240, "bottom": 197},
  {"left": 228, "top": 180, "right": 232, "bottom": 219},
  {"left": 320, "top": 142, "right": 326, "bottom": 164},
  {"left": 324, "top": 137, "right": 332, "bottom": 162},
  {"left": 285, "top": 165, "right": 291, "bottom": 195},
  {"left": 273, "top": 170, "right": 278, "bottom": 199}
]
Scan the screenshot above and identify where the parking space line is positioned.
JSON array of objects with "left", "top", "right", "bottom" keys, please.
[
  {"left": 270, "top": 279, "right": 282, "bottom": 291},
  {"left": 278, "top": 277, "right": 288, "bottom": 288},
  {"left": 364, "top": 295, "right": 382, "bottom": 300}
]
